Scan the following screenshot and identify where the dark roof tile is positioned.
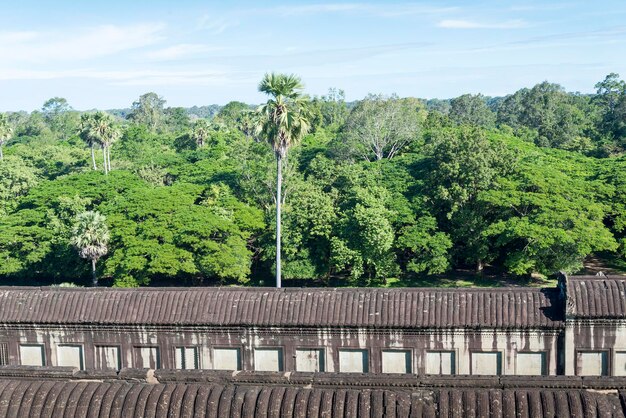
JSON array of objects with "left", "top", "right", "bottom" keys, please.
[
  {"left": 0, "top": 287, "right": 563, "bottom": 329},
  {"left": 566, "top": 276, "right": 626, "bottom": 319}
]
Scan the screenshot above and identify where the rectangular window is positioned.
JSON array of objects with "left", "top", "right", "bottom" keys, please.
[
  {"left": 135, "top": 346, "right": 160, "bottom": 369},
  {"left": 577, "top": 351, "right": 608, "bottom": 376},
  {"left": 516, "top": 352, "right": 546, "bottom": 376},
  {"left": 425, "top": 351, "right": 455, "bottom": 375},
  {"left": 95, "top": 346, "right": 121, "bottom": 370},
  {"left": 20, "top": 344, "right": 45, "bottom": 366},
  {"left": 213, "top": 348, "right": 241, "bottom": 371},
  {"left": 57, "top": 345, "right": 84, "bottom": 370},
  {"left": 175, "top": 347, "right": 199, "bottom": 370},
  {"left": 254, "top": 348, "right": 283, "bottom": 372},
  {"left": 0, "top": 343, "right": 8, "bottom": 366},
  {"left": 614, "top": 352, "right": 626, "bottom": 376},
  {"left": 382, "top": 350, "right": 411, "bottom": 374},
  {"left": 295, "top": 349, "right": 325, "bottom": 372},
  {"left": 471, "top": 351, "right": 502, "bottom": 375},
  {"left": 339, "top": 349, "right": 368, "bottom": 373}
]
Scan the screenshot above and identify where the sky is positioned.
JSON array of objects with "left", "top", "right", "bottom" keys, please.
[{"left": 0, "top": 0, "right": 625, "bottom": 111}]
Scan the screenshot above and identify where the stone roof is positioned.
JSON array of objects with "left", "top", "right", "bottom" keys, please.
[
  {"left": 564, "top": 275, "right": 626, "bottom": 319},
  {"left": 0, "top": 368, "right": 623, "bottom": 417},
  {"left": 0, "top": 286, "right": 563, "bottom": 329}
]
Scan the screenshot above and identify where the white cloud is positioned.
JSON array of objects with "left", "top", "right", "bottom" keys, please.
[
  {"left": 196, "top": 15, "right": 238, "bottom": 34},
  {"left": 265, "top": 3, "right": 457, "bottom": 17},
  {"left": 0, "top": 31, "right": 38, "bottom": 43},
  {"left": 0, "top": 68, "right": 241, "bottom": 87},
  {"left": 438, "top": 19, "right": 528, "bottom": 29},
  {"left": 273, "top": 3, "right": 366, "bottom": 15},
  {"left": 0, "top": 23, "right": 166, "bottom": 64},
  {"left": 509, "top": 3, "right": 572, "bottom": 12},
  {"left": 144, "top": 44, "right": 222, "bottom": 61}
]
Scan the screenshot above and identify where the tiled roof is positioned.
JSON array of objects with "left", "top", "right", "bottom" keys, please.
[
  {"left": 0, "top": 286, "right": 563, "bottom": 329},
  {"left": 438, "top": 388, "right": 624, "bottom": 418},
  {"left": 565, "top": 276, "right": 626, "bottom": 319},
  {"left": 0, "top": 380, "right": 433, "bottom": 418},
  {"left": 0, "top": 379, "right": 621, "bottom": 418}
]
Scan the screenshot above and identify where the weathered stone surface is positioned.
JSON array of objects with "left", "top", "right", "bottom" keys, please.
[
  {"left": 0, "top": 286, "right": 563, "bottom": 328},
  {"left": 0, "top": 372, "right": 625, "bottom": 418}
]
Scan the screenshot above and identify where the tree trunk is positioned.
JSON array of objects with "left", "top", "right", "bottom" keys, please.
[
  {"left": 91, "top": 145, "right": 97, "bottom": 170},
  {"left": 477, "top": 259, "right": 484, "bottom": 272},
  {"left": 0, "top": 145, "right": 3, "bottom": 160},
  {"left": 91, "top": 258, "right": 98, "bottom": 287},
  {"left": 106, "top": 147, "right": 111, "bottom": 172},
  {"left": 276, "top": 155, "right": 282, "bottom": 288},
  {"left": 102, "top": 148, "right": 108, "bottom": 175}
]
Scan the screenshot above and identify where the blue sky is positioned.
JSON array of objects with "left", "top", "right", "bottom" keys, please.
[{"left": 1, "top": 0, "right": 625, "bottom": 111}]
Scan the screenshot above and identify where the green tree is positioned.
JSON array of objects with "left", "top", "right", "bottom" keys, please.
[
  {"left": 128, "top": 92, "right": 166, "bottom": 131},
  {"left": 481, "top": 143, "right": 617, "bottom": 274},
  {"left": 70, "top": 211, "right": 110, "bottom": 287},
  {"left": 101, "top": 182, "right": 263, "bottom": 287},
  {"left": 0, "top": 113, "right": 12, "bottom": 160},
  {"left": 164, "top": 107, "right": 190, "bottom": 133},
  {"left": 449, "top": 93, "right": 496, "bottom": 128},
  {"left": 330, "top": 185, "right": 397, "bottom": 284},
  {"left": 594, "top": 73, "right": 626, "bottom": 149},
  {"left": 256, "top": 73, "right": 311, "bottom": 288},
  {"left": 396, "top": 215, "right": 452, "bottom": 275},
  {"left": 217, "top": 101, "right": 252, "bottom": 127},
  {"left": 0, "top": 156, "right": 39, "bottom": 215},
  {"left": 496, "top": 82, "right": 591, "bottom": 151},
  {"left": 85, "top": 112, "right": 122, "bottom": 174},
  {"left": 310, "top": 88, "right": 348, "bottom": 131},
  {"left": 42, "top": 97, "right": 77, "bottom": 137},
  {"left": 78, "top": 113, "right": 100, "bottom": 170},
  {"left": 340, "top": 94, "right": 422, "bottom": 161},
  {"left": 191, "top": 119, "right": 212, "bottom": 148},
  {"left": 424, "top": 127, "right": 510, "bottom": 270},
  {"left": 272, "top": 177, "right": 335, "bottom": 281}
]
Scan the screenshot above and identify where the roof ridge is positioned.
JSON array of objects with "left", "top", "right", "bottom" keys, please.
[{"left": 0, "top": 286, "right": 558, "bottom": 292}]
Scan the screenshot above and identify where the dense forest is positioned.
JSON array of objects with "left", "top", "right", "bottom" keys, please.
[{"left": 0, "top": 73, "right": 625, "bottom": 287}]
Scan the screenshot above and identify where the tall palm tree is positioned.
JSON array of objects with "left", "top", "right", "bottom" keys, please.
[
  {"left": 191, "top": 119, "right": 211, "bottom": 148},
  {"left": 239, "top": 110, "right": 263, "bottom": 141},
  {"left": 70, "top": 211, "right": 110, "bottom": 287},
  {"left": 256, "top": 73, "right": 311, "bottom": 288},
  {"left": 78, "top": 113, "right": 99, "bottom": 170},
  {"left": 0, "top": 114, "right": 13, "bottom": 161},
  {"left": 89, "top": 112, "right": 121, "bottom": 174}
]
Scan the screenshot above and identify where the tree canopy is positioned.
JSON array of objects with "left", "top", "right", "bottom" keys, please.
[{"left": 1, "top": 74, "right": 626, "bottom": 287}]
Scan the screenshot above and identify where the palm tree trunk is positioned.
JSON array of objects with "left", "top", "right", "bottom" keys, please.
[
  {"left": 276, "top": 155, "right": 282, "bottom": 288},
  {"left": 0, "top": 145, "right": 3, "bottom": 160},
  {"left": 91, "top": 145, "right": 97, "bottom": 170},
  {"left": 106, "top": 147, "right": 111, "bottom": 172},
  {"left": 91, "top": 258, "right": 98, "bottom": 287},
  {"left": 102, "top": 148, "right": 108, "bottom": 174}
]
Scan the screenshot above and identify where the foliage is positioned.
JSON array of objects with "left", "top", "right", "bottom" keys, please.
[
  {"left": 1, "top": 73, "right": 626, "bottom": 287},
  {"left": 0, "top": 156, "right": 39, "bottom": 215},
  {"left": 496, "top": 82, "right": 593, "bottom": 151},
  {"left": 41, "top": 97, "right": 77, "bottom": 137},
  {"left": 480, "top": 143, "right": 618, "bottom": 274},
  {"left": 594, "top": 73, "right": 626, "bottom": 152},
  {"left": 78, "top": 111, "right": 122, "bottom": 174},
  {"left": 128, "top": 92, "right": 166, "bottom": 131},
  {"left": 256, "top": 72, "right": 312, "bottom": 287},
  {"left": 70, "top": 210, "right": 110, "bottom": 286},
  {"left": 338, "top": 94, "right": 423, "bottom": 161},
  {"left": 191, "top": 119, "right": 212, "bottom": 148},
  {"left": 0, "top": 113, "right": 13, "bottom": 160},
  {"left": 256, "top": 73, "right": 312, "bottom": 159},
  {"left": 449, "top": 94, "right": 496, "bottom": 128}
]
